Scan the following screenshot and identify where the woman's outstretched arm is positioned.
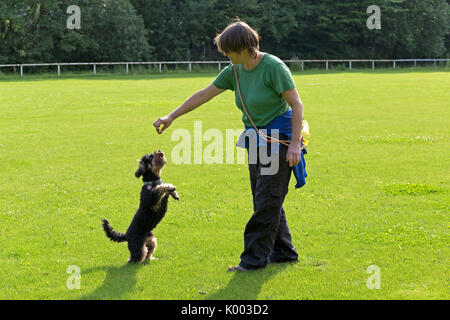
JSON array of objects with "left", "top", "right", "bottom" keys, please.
[{"left": 153, "top": 84, "right": 225, "bottom": 134}]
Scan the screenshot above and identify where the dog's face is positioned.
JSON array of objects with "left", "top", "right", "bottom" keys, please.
[{"left": 135, "top": 150, "right": 167, "bottom": 180}]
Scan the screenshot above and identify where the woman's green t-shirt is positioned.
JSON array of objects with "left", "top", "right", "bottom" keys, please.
[{"left": 213, "top": 53, "right": 296, "bottom": 127}]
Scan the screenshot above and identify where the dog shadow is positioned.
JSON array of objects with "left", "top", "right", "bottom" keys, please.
[
  {"left": 205, "top": 264, "right": 289, "bottom": 300},
  {"left": 80, "top": 263, "right": 142, "bottom": 300}
]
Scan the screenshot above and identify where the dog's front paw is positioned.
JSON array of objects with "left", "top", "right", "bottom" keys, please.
[{"left": 171, "top": 191, "right": 180, "bottom": 200}]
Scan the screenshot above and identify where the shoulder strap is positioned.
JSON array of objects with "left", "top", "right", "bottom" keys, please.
[{"left": 233, "top": 65, "right": 292, "bottom": 147}]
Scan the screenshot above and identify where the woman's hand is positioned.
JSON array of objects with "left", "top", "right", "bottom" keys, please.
[
  {"left": 153, "top": 115, "right": 174, "bottom": 134},
  {"left": 286, "top": 141, "right": 302, "bottom": 167}
]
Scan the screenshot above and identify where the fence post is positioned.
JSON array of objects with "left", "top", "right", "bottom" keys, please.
[
  {"left": 126, "top": 63, "right": 129, "bottom": 74},
  {"left": 434, "top": 60, "right": 437, "bottom": 67},
  {"left": 414, "top": 60, "right": 417, "bottom": 67},
  {"left": 57, "top": 64, "right": 61, "bottom": 76},
  {"left": 20, "top": 65, "right": 23, "bottom": 77},
  {"left": 93, "top": 64, "right": 96, "bottom": 75},
  {"left": 189, "top": 62, "right": 192, "bottom": 71},
  {"left": 372, "top": 60, "right": 375, "bottom": 70},
  {"left": 326, "top": 60, "right": 329, "bottom": 70},
  {"left": 301, "top": 61, "right": 304, "bottom": 71},
  {"left": 159, "top": 63, "right": 162, "bottom": 72},
  {"left": 349, "top": 61, "right": 352, "bottom": 70},
  {"left": 218, "top": 62, "right": 221, "bottom": 70},
  {"left": 393, "top": 61, "right": 396, "bottom": 69}
]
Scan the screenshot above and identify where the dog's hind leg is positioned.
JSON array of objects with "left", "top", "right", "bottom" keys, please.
[
  {"left": 127, "top": 237, "right": 147, "bottom": 264},
  {"left": 145, "top": 233, "right": 158, "bottom": 260}
]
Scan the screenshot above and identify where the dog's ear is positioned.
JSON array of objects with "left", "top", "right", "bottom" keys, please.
[
  {"left": 135, "top": 154, "right": 153, "bottom": 178},
  {"left": 135, "top": 167, "right": 142, "bottom": 178},
  {"left": 135, "top": 158, "right": 145, "bottom": 178}
]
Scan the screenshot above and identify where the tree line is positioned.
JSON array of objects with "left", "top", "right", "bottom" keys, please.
[{"left": 0, "top": 0, "right": 449, "bottom": 64}]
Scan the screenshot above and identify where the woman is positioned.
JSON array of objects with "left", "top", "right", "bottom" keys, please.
[{"left": 153, "top": 19, "right": 305, "bottom": 271}]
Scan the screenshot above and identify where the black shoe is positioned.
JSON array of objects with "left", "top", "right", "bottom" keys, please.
[{"left": 227, "top": 265, "right": 248, "bottom": 272}]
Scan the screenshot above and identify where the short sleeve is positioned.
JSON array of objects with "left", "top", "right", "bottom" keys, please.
[
  {"left": 213, "top": 64, "right": 234, "bottom": 91},
  {"left": 270, "top": 62, "right": 296, "bottom": 95}
]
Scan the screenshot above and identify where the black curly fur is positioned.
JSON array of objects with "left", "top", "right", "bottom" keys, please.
[{"left": 102, "top": 150, "right": 179, "bottom": 264}]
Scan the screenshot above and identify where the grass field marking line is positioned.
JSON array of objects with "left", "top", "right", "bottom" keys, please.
[
  {"left": 66, "top": 265, "right": 81, "bottom": 290},
  {"left": 366, "top": 264, "right": 381, "bottom": 290}
]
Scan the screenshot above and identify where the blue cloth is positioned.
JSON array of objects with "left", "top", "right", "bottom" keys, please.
[{"left": 236, "top": 109, "right": 308, "bottom": 188}]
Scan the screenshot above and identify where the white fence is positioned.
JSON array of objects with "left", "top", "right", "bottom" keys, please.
[{"left": 0, "top": 59, "right": 448, "bottom": 77}]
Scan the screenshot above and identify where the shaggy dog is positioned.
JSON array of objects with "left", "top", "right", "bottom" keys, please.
[{"left": 102, "top": 150, "right": 179, "bottom": 264}]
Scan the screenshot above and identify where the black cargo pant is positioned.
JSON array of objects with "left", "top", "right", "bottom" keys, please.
[{"left": 239, "top": 139, "right": 298, "bottom": 270}]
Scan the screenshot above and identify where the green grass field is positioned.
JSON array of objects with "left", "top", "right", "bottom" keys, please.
[{"left": 0, "top": 68, "right": 448, "bottom": 299}]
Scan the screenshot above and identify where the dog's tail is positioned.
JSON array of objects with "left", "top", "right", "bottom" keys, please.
[{"left": 102, "top": 219, "right": 127, "bottom": 243}]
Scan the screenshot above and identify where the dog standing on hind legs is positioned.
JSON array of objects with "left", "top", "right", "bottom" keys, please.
[{"left": 102, "top": 150, "right": 179, "bottom": 264}]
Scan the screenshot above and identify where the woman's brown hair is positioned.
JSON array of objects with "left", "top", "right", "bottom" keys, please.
[{"left": 214, "top": 18, "right": 260, "bottom": 58}]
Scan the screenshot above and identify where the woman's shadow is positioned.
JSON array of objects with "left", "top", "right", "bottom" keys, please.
[
  {"left": 206, "top": 263, "right": 290, "bottom": 300},
  {"left": 80, "top": 263, "right": 142, "bottom": 300}
]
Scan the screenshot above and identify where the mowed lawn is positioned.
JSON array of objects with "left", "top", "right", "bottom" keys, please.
[{"left": 0, "top": 68, "right": 448, "bottom": 300}]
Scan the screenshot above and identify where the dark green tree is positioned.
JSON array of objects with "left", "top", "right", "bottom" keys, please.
[
  {"left": 361, "top": 0, "right": 450, "bottom": 58},
  {"left": 1, "top": 0, "right": 449, "bottom": 63},
  {"left": 0, "top": 0, "right": 152, "bottom": 63}
]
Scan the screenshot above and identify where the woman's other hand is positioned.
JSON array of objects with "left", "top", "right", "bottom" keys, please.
[{"left": 286, "top": 140, "right": 302, "bottom": 167}]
